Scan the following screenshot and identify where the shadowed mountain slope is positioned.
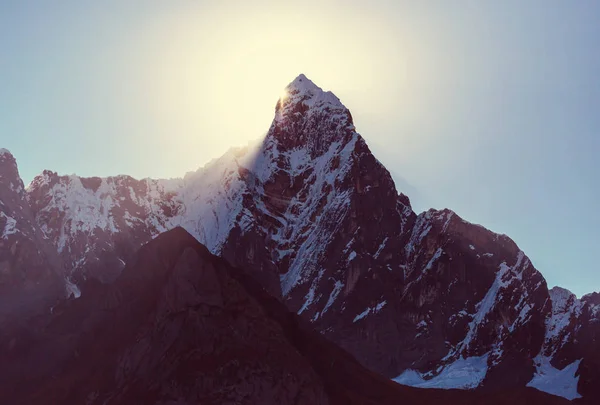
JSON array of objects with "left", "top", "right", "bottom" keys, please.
[{"left": 0, "top": 227, "right": 574, "bottom": 405}]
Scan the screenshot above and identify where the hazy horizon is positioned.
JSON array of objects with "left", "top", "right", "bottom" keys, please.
[{"left": 2, "top": 1, "right": 599, "bottom": 296}]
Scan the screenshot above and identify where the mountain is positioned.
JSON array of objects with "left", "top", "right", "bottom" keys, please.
[
  {"left": 0, "top": 227, "right": 572, "bottom": 405},
  {"left": 1, "top": 75, "right": 598, "bottom": 402}
]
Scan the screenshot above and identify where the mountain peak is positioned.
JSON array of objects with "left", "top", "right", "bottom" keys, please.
[
  {"left": 549, "top": 286, "right": 577, "bottom": 300},
  {"left": 286, "top": 74, "right": 321, "bottom": 94},
  {"left": 278, "top": 74, "right": 345, "bottom": 115},
  {"left": 0, "top": 149, "right": 16, "bottom": 167},
  {"left": 0, "top": 148, "right": 24, "bottom": 193},
  {"left": 264, "top": 75, "right": 356, "bottom": 157}
]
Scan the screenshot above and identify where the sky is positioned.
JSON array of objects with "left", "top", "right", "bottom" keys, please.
[{"left": 1, "top": 1, "right": 599, "bottom": 296}]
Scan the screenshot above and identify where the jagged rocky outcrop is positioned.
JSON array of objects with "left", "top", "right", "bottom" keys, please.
[
  {"left": 526, "top": 287, "right": 600, "bottom": 400},
  {"left": 0, "top": 228, "right": 327, "bottom": 404},
  {"left": 0, "top": 227, "right": 571, "bottom": 405},
  {"left": 1, "top": 75, "right": 598, "bottom": 402},
  {"left": 0, "top": 149, "right": 64, "bottom": 323}
]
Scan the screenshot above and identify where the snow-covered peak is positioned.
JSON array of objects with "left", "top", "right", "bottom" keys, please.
[
  {"left": 549, "top": 286, "right": 578, "bottom": 313},
  {"left": 286, "top": 74, "right": 320, "bottom": 93},
  {"left": 278, "top": 74, "right": 346, "bottom": 113},
  {"left": 0, "top": 148, "right": 24, "bottom": 193},
  {"left": 541, "top": 286, "right": 583, "bottom": 359},
  {"left": 270, "top": 75, "right": 355, "bottom": 155}
]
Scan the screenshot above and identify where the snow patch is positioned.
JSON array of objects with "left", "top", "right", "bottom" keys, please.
[
  {"left": 1, "top": 212, "right": 17, "bottom": 239},
  {"left": 353, "top": 300, "right": 387, "bottom": 322},
  {"left": 65, "top": 278, "right": 81, "bottom": 299},
  {"left": 454, "top": 251, "right": 526, "bottom": 354},
  {"left": 394, "top": 354, "right": 489, "bottom": 390},
  {"left": 527, "top": 355, "right": 582, "bottom": 400},
  {"left": 322, "top": 280, "right": 344, "bottom": 315},
  {"left": 374, "top": 237, "right": 389, "bottom": 258}
]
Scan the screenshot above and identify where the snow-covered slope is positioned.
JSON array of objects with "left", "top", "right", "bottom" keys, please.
[
  {"left": 25, "top": 146, "right": 258, "bottom": 284},
  {"left": 524, "top": 287, "right": 600, "bottom": 400}
]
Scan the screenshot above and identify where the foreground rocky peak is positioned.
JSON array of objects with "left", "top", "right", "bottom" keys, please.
[
  {"left": 0, "top": 227, "right": 571, "bottom": 405},
  {"left": 0, "top": 151, "right": 64, "bottom": 323},
  {"left": 0, "top": 149, "right": 24, "bottom": 194},
  {"left": 0, "top": 227, "right": 330, "bottom": 404}
]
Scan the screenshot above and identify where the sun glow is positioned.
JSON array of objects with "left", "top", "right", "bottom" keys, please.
[
  {"left": 279, "top": 89, "right": 289, "bottom": 104},
  {"left": 113, "top": 1, "right": 426, "bottom": 179}
]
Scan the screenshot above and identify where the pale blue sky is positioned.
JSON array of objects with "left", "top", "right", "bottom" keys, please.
[{"left": 1, "top": 1, "right": 599, "bottom": 296}]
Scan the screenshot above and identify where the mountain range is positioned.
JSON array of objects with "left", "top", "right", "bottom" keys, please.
[{"left": 0, "top": 75, "right": 597, "bottom": 404}]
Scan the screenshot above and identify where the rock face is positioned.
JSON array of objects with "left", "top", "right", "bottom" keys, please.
[
  {"left": 0, "top": 228, "right": 326, "bottom": 405},
  {"left": 1, "top": 75, "right": 598, "bottom": 402},
  {"left": 0, "top": 149, "right": 64, "bottom": 323},
  {"left": 527, "top": 287, "right": 600, "bottom": 400},
  {"left": 0, "top": 227, "right": 572, "bottom": 405}
]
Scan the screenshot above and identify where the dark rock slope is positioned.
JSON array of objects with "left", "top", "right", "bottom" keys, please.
[
  {"left": 0, "top": 227, "right": 572, "bottom": 405},
  {"left": 0, "top": 149, "right": 64, "bottom": 323}
]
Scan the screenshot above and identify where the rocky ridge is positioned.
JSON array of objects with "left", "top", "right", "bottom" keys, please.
[{"left": 0, "top": 227, "right": 572, "bottom": 405}]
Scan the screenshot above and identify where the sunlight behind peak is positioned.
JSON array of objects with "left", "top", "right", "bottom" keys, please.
[{"left": 115, "top": 2, "right": 427, "bottom": 180}]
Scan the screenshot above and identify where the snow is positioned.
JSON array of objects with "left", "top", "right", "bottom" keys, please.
[
  {"left": 27, "top": 145, "right": 248, "bottom": 260},
  {"left": 455, "top": 251, "right": 526, "bottom": 354},
  {"left": 527, "top": 355, "right": 582, "bottom": 400},
  {"left": 282, "top": 74, "right": 343, "bottom": 110},
  {"left": 274, "top": 74, "right": 354, "bottom": 139},
  {"left": 394, "top": 354, "right": 489, "bottom": 390},
  {"left": 404, "top": 213, "right": 432, "bottom": 258},
  {"left": 65, "top": 278, "right": 81, "bottom": 299},
  {"left": 441, "top": 211, "right": 454, "bottom": 232},
  {"left": 28, "top": 72, "right": 357, "bottom": 310},
  {"left": 0, "top": 148, "right": 12, "bottom": 157},
  {"left": 353, "top": 300, "right": 387, "bottom": 322},
  {"left": 510, "top": 301, "right": 533, "bottom": 332},
  {"left": 469, "top": 244, "right": 475, "bottom": 250},
  {"left": 287, "top": 148, "right": 310, "bottom": 176},
  {"left": 415, "top": 320, "right": 428, "bottom": 337},
  {"left": 541, "top": 287, "right": 582, "bottom": 354},
  {"left": 0, "top": 212, "right": 17, "bottom": 239},
  {"left": 531, "top": 286, "right": 584, "bottom": 372},
  {"left": 39, "top": 176, "right": 141, "bottom": 252},
  {"left": 424, "top": 248, "right": 443, "bottom": 272},
  {"left": 297, "top": 282, "right": 319, "bottom": 315},
  {"left": 277, "top": 134, "right": 359, "bottom": 296},
  {"left": 374, "top": 237, "right": 389, "bottom": 258},
  {"left": 591, "top": 303, "right": 600, "bottom": 318},
  {"left": 26, "top": 73, "right": 367, "bottom": 322},
  {"left": 401, "top": 248, "right": 444, "bottom": 293},
  {"left": 353, "top": 308, "right": 371, "bottom": 323},
  {"left": 322, "top": 280, "right": 344, "bottom": 315}
]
